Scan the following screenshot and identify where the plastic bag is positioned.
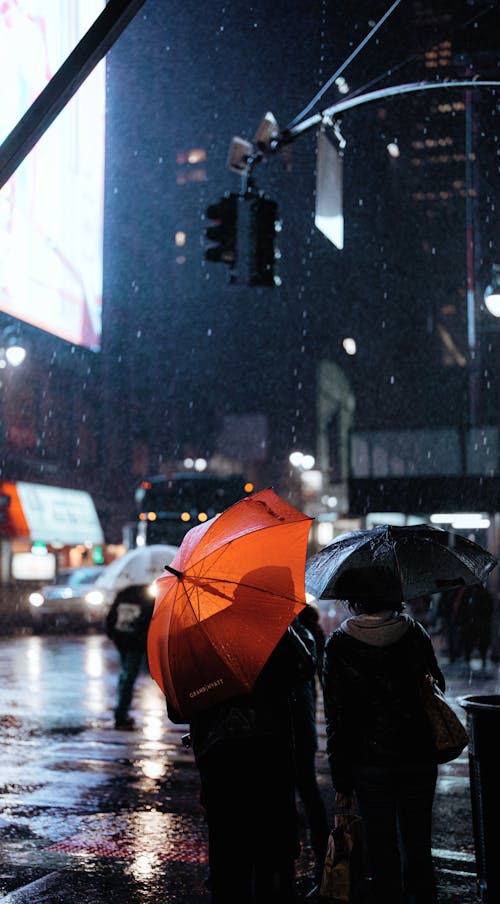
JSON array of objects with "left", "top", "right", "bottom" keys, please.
[{"left": 320, "top": 794, "right": 364, "bottom": 902}]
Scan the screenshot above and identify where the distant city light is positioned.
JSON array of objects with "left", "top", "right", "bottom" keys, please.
[
  {"left": 31, "top": 542, "right": 48, "bottom": 556},
  {"left": 289, "top": 450, "right": 315, "bottom": 470},
  {"left": 183, "top": 458, "right": 194, "bottom": 468},
  {"left": 430, "top": 513, "right": 490, "bottom": 529},
  {"left": 484, "top": 265, "right": 500, "bottom": 317},
  {"left": 387, "top": 142, "right": 400, "bottom": 158},
  {"left": 317, "top": 522, "right": 335, "bottom": 545},
  {"left": 194, "top": 458, "right": 207, "bottom": 471},
  {"left": 175, "top": 231, "right": 186, "bottom": 247},
  {"left": 342, "top": 337, "right": 357, "bottom": 355},
  {"left": 5, "top": 344, "right": 26, "bottom": 366},
  {"left": 177, "top": 148, "right": 207, "bottom": 165},
  {"left": 320, "top": 495, "right": 338, "bottom": 508},
  {"left": 187, "top": 148, "right": 206, "bottom": 164},
  {"left": 484, "top": 294, "right": 500, "bottom": 317}
]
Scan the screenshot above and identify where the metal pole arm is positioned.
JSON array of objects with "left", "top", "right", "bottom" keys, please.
[{"left": 276, "top": 79, "right": 499, "bottom": 151}]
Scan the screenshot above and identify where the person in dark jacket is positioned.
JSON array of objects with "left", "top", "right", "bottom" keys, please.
[
  {"left": 167, "top": 570, "right": 316, "bottom": 904},
  {"left": 106, "top": 584, "right": 154, "bottom": 729},
  {"left": 454, "top": 582, "right": 494, "bottom": 668},
  {"left": 322, "top": 567, "right": 445, "bottom": 904},
  {"left": 292, "top": 609, "right": 329, "bottom": 885}
]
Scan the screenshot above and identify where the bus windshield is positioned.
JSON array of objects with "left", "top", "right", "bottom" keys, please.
[
  {"left": 137, "top": 475, "right": 248, "bottom": 516},
  {"left": 135, "top": 473, "right": 254, "bottom": 546}
]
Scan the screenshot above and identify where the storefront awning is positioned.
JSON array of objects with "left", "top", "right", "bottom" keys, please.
[{"left": 0, "top": 481, "right": 104, "bottom": 546}]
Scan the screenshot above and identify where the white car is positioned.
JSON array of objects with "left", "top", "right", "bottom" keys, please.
[
  {"left": 29, "top": 566, "right": 108, "bottom": 632},
  {"left": 29, "top": 545, "right": 180, "bottom": 634}
]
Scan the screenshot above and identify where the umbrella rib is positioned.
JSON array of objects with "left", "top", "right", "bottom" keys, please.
[
  {"left": 184, "top": 572, "right": 302, "bottom": 605},
  {"left": 176, "top": 571, "right": 303, "bottom": 626}
]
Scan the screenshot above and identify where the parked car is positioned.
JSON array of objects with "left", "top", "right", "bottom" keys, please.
[{"left": 29, "top": 566, "right": 108, "bottom": 632}]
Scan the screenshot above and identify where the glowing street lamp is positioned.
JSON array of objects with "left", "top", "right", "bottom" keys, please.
[
  {"left": 0, "top": 327, "right": 27, "bottom": 368},
  {"left": 484, "top": 264, "right": 500, "bottom": 318},
  {"left": 288, "top": 450, "right": 316, "bottom": 471}
]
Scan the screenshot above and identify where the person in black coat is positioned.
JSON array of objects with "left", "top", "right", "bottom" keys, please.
[
  {"left": 106, "top": 584, "right": 154, "bottom": 729},
  {"left": 167, "top": 569, "right": 316, "bottom": 904},
  {"left": 322, "top": 567, "right": 445, "bottom": 904}
]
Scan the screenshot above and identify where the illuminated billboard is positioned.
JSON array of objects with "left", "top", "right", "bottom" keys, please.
[{"left": 0, "top": 1, "right": 105, "bottom": 351}]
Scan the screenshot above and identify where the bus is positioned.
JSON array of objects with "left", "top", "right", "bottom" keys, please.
[{"left": 135, "top": 473, "right": 255, "bottom": 546}]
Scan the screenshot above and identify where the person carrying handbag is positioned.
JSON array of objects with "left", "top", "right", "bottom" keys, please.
[{"left": 322, "top": 567, "right": 447, "bottom": 904}]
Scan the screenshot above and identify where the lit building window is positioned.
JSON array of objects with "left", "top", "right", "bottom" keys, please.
[
  {"left": 187, "top": 148, "right": 206, "bottom": 165},
  {"left": 176, "top": 147, "right": 208, "bottom": 184},
  {"left": 176, "top": 169, "right": 207, "bottom": 185}
]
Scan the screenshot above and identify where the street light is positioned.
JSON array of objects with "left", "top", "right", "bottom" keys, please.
[
  {"left": 0, "top": 327, "right": 27, "bottom": 368},
  {"left": 484, "top": 264, "right": 500, "bottom": 318},
  {"left": 288, "top": 451, "right": 315, "bottom": 470}
]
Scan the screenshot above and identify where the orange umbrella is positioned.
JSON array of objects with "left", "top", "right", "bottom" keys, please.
[{"left": 147, "top": 488, "right": 313, "bottom": 720}]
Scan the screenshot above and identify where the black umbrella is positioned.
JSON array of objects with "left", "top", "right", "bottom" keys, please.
[{"left": 306, "top": 523, "right": 498, "bottom": 604}]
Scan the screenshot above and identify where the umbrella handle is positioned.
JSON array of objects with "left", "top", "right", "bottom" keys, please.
[{"left": 165, "top": 565, "right": 183, "bottom": 579}]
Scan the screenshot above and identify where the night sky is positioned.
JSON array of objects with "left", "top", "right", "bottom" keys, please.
[{"left": 101, "top": 0, "right": 498, "bottom": 516}]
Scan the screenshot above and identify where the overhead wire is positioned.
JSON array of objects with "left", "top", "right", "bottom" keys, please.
[
  {"left": 284, "top": 0, "right": 403, "bottom": 131},
  {"left": 284, "top": 0, "right": 498, "bottom": 133},
  {"left": 340, "top": 1, "right": 499, "bottom": 104}
]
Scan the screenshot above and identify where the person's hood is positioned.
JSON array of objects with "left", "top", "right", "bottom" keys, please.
[{"left": 341, "top": 611, "right": 413, "bottom": 646}]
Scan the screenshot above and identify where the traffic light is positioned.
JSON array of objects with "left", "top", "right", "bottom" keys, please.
[
  {"left": 246, "top": 196, "right": 279, "bottom": 287},
  {"left": 204, "top": 194, "right": 237, "bottom": 267},
  {"left": 203, "top": 192, "right": 280, "bottom": 286}
]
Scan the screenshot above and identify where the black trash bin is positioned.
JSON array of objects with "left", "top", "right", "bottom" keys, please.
[{"left": 458, "top": 695, "right": 500, "bottom": 903}]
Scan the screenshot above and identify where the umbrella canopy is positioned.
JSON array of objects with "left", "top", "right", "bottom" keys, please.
[
  {"left": 95, "top": 544, "right": 179, "bottom": 592},
  {"left": 147, "top": 488, "right": 313, "bottom": 720},
  {"left": 306, "top": 523, "right": 498, "bottom": 604}
]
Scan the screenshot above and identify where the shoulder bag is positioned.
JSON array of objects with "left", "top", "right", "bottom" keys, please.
[{"left": 412, "top": 629, "right": 469, "bottom": 764}]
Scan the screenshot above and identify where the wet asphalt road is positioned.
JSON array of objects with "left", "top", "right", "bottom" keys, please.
[{"left": 0, "top": 632, "right": 498, "bottom": 903}]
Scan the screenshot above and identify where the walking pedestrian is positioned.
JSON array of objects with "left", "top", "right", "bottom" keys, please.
[
  {"left": 297, "top": 599, "right": 326, "bottom": 687},
  {"left": 322, "top": 566, "right": 445, "bottom": 904},
  {"left": 435, "top": 588, "right": 461, "bottom": 663},
  {"left": 167, "top": 578, "right": 316, "bottom": 904},
  {"left": 455, "top": 583, "right": 493, "bottom": 668},
  {"left": 106, "top": 584, "right": 154, "bottom": 729}
]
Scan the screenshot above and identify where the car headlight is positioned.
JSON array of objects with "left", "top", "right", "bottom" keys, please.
[
  {"left": 85, "top": 590, "right": 105, "bottom": 607},
  {"left": 29, "top": 592, "right": 45, "bottom": 608},
  {"left": 147, "top": 580, "right": 158, "bottom": 598}
]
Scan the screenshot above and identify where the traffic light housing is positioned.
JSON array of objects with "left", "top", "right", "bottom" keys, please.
[
  {"left": 203, "top": 192, "right": 280, "bottom": 286},
  {"left": 245, "top": 196, "right": 279, "bottom": 287},
  {"left": 204, "top": 194, "right": 237, "bottom": 266}
]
